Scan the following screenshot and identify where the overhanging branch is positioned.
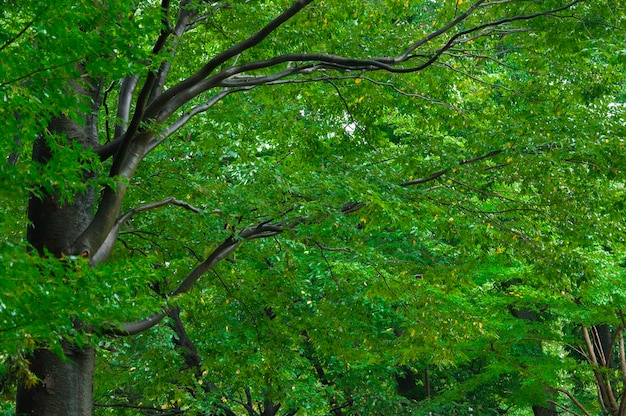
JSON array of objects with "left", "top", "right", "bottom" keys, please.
[
  {"left": 146, "top": 86, "right": 256, "bottom": 154},
  {"left": 147, "top": 0, "right": 582, "bottom": 125},
  {"left": 90, "top": 197, "right": 201, "bottom": 266},
  {"left": 171, "top": 222, "right": 283, "bottom": 296},
  {"left": 145, "top": 0, "right": 316, "bottom": 121},
  {"left": 97, "top": 0, "right": 585, "bottom": 337},
  {"left": 105, "top": 219, "right": 284, "bottom": 336}
]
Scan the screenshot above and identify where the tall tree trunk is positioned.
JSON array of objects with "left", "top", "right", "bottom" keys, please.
[
  {"left": 16, "top": 345, "right": 95, "bottom": 415},
  {"left": 17, "top": 74, "right": 101, "bottom": 413}
]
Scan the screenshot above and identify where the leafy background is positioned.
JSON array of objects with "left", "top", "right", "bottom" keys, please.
[{"left": 1, "top": 0, "right": 625, "bottom": 414}]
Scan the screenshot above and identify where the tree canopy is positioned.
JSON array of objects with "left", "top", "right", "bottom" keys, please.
[{"left": 1, "top": 0, "right": 625, "bottom": 415}]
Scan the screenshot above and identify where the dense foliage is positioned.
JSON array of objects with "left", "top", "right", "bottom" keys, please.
[{"left": 1, "top": 0, "right": 625, "bottom": 415}]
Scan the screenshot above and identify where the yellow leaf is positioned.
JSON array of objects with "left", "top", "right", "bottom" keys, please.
[
  {"left": 24, "top": 373, "right": 39, "bottom": 388},
  {"left": 354, "top": 78, "right": 361, "bottom": 84}
]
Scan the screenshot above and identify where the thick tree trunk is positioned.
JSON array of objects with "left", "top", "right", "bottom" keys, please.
[
  {"left": 16, "top": 345, "right": 95, "bottom": 415},
  {"left": 19, "top": 132, "right": 98, "bottom": 413},
  {"left": 27, "top": 132, "right": 96, "bottom": 257},
  {"left": 18, "top": 71, "right": 101, "bottom": 412}
]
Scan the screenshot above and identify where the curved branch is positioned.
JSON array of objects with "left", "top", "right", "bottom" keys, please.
[
  {"left": 105, "top": 220, "right": 283, "bottom": 336},
  {"left": 396, "top": 0, "right": 487, "bottom": 62},
  {"left": 0, "top": 8, "right": 42, "bottom": 52},
  {"left": 152, "top": 0, "right": 173, "bottom": 56},
  {"left": 148, "top": 0, "right": 582, "bottom": 123},
  {"left": 0, "top": 56, "right": 86, "bottom": 88},
  {"left": 436, "top": 60, "right": 523, "bottom": 96},
  {"left": 324, "top": 79, "right": 368, "bottom": 141},
  {"left": 90, "top": 197, "right": 201, "bottom": 266},
  {"left": 168, "top": 307, "right": 202, "bottom": 370},
  {"left": 555, "top": 388, "right": 591, "bottom": 416},
  {"left": 146, "top": 86, "right": 255, "bottom": 154},
  {"left": 399, "top": 144, "right": 572, "bottom": 187},
  {"left": 105, "top": 311, "right": 167, "bottom": 336},
  {"left": 145, "top": 0, "right": 315, "bottom": 120},
  {"left": 147, "top": 0, "right": 479, "bottom": 119},
  {"left": 94, "top": 76, "right": 140, "bottom": 161},
  {"left": 216, "top": 65, "right": 317, "bottom": 87},
  {"left": 171, "top": 222, "right": 283, "bottom": 296},
  {"left": 114, "top": 75, "right": 140, "bottom": 140},
  {"left": 400, "top": 169, "right": 448, "bottom": 187}
]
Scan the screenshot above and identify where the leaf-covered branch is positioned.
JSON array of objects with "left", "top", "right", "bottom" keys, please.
[
  {"left": 91, "top": 197, "right": 200, "bottom": 266},
  {"left": 145, "top": 0, "right": 316, "bottom": 121},
  {"left": 171, "top": 221, "right": 283, "bottom": 297},
  {"left": 147, "top": 86, "right": 256, "bottom": 153},
  {"left": 104, "top": 218, "right": 283, "bottom": 336},
  {"left": 147, "top": 0, "right": 583, "bottom": 124}
]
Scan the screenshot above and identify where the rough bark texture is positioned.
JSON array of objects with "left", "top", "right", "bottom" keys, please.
[
  {"left": 27, "top": 132, "right": 96, "bottom": 257},
  {"left": 16, "top": 345, "right": 95, "bottom": 416},
  {"left": 19, "top": 73, "right": 100, "bottom": 413}
]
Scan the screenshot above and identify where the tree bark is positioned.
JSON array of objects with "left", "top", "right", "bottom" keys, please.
[
  {"left": 18, "top": 72, "right": 101, "bottom": 413},
  {"left": 531, "top": 404, "right": 558, "bottom": 416},
  {"left": 16, "top": 345, "right": 95, "bottom": 416}
]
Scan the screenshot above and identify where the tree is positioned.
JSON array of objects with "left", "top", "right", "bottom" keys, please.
[{"left": 0, "top": 0, "right": 623, "bottom": 414}]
